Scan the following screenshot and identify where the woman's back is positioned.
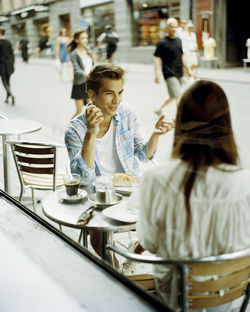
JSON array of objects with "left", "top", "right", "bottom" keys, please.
[
  {"left": 138, "top": 161, "right": 250, "bottom": 257},
  {"left": 137, "top": 161, "right": 250, "bottom": 309}
]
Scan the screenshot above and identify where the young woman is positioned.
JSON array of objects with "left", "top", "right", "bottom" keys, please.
[
  {"left": 55, "top": 28, "right": 70, "bottom": 81},
  {"left": 68, "top": 29, "right": 93, "bottom": 119},
  {"left": 137, "top": 80, "right": 250, "bottom": 311}
]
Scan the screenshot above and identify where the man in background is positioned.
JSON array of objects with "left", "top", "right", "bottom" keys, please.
[
  {"left": 97, "top": 25, "right": 119, "bottom": 63},
  {"left": 0, "top": 26, "right": 15, "bottom": 105},
  {"left": 19, "top": 35, "right": 29, "bottom": 63},
  {"left": 154, "top": 18, "right": 193, "bottom": 116}
]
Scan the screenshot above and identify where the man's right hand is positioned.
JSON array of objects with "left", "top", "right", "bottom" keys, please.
[
  {"left": 86, "top": 105, "right": 104, "bottom": 135},
  {"left": 155, "top": 76, "right": 160, "bottom": 84}
]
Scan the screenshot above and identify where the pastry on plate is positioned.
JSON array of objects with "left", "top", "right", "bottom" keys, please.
[{"left": 112, "top": 173, "right": 139, "bottom": 187}]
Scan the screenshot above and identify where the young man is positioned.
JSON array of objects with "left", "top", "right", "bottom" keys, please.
[
  {"left": 0, "top": 26, "right": 15, "bottom": 105},
  {"left": 154, "top": 18, "right": 193, "bottom": 115},
  {"left": 65, "top": 63, "right": 174, "bottom": 262},
  {"left": 65, "top": 63, "right": 174, "bottom": 186}
]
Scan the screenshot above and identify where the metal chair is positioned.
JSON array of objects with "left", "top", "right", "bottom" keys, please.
[
  {"left": 7, "top": 140, "right": 65, "bottom": 211},
  {"left": 106, "top": 244, "right": 250, "bottom": 312}
]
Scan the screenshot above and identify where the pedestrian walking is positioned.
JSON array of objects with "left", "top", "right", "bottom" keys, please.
[
  {"left": 96, "top": 25, "right": 119, "bottom": 63},
  {"left": 246, "top": 38, "right": 250, "bottom": 59},
  {"left": 154, "top": 18, "right": 193, "bottom": 116},
  {"left": 175, "top": 18, "right": 187, "bottom": 40},
  {"left": 182, "top": 22, "right": 199, "bottom": 77},
  {"left": 0, "top": 26, "right": 15, "bottom": 105},
  {"left": 55, "top": 28, "right": 71, "bottom": 81},
  {"left": 19, "top": 35, "right": 29, "bottom": 63},
  {"left": 68, "top": 29, "right": 94, "bottom": 119}
]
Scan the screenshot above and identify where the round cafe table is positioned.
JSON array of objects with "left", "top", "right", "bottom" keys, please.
[
  {"left": 0, "top": 118, "right": 42, "bottom": 193},
  {"left": 42, "top": 189, "right": 136, "bottom": 261}
]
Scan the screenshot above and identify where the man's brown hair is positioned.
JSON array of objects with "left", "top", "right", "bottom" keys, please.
[{"left": 86, "top": 63, "right": 125, "bottom": 93}]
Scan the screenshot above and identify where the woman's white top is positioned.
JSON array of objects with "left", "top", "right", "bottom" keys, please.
[
  {"left": 136, "top": 160, "right": 250, "bottom": 309},
  {"left": 81, "top": 56, "right": 92, "bottom": 75},
  {"left": 95, "top": 119, "right": 124, "bottom": 175},
  {"left": 182, "top": 31, "right": 197, "bottom": 52}
]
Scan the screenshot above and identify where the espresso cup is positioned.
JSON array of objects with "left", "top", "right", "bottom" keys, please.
[{"left": 64, "top": 173, "right": 81, "bottom": 196}]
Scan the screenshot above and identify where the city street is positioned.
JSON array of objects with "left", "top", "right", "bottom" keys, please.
[{"left": 1, "top": 56, "right": 250, "bottom": 173}]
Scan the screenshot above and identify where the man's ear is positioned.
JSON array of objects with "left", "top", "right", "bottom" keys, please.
[{"left": 88, "top": 89, "right": 96, "bottom": 102}]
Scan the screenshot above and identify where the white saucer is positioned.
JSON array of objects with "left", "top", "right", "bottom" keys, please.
[{"left": 58, "top": 189, "right": 87, "bottom": 202}]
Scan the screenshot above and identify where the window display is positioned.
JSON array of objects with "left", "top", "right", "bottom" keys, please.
[
  {"left": 132, "top": 0, "right": 180, "bottom": 46},
  {"left": 81, "top": 3, "right": 115, "bottom": 45}
]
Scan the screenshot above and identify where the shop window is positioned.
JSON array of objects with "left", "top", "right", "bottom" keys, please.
[
  {"left": 132, "top": 1, "right": 170, "bottom": 47},
  {"left": 81, "top": 3, "right": 115, "bottom": 46}
]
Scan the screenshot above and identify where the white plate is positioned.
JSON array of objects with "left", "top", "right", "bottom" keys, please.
[
  {"left": 102, "top": 200, "right": 138, "bottom": 223},
  {"left": 58, "top": 189, "right": 87, "bottom": 202}
]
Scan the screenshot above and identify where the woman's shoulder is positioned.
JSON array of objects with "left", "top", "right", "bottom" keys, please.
[{"left": 142, "top": 160, "right": 183, "bottom": 185}]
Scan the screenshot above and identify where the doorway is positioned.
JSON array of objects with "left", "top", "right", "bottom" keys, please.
[
  {"left": 226, "top": 0, "right": 250, "bottom": 65},
  {"left": 59, "top": 14, "right": 71, "bottom": 37}
]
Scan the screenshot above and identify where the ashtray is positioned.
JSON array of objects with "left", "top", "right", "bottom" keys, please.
[{"left": 88, "top": 193, "right": 123, "bottom": 209}]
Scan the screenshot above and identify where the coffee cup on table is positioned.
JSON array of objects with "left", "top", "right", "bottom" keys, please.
[{"left": 64, "top": 173, "right": 81, "bottom": 196}]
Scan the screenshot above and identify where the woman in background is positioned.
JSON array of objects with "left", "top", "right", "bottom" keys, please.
[
  {"left": 137, "top": 80, "right": 250, "bottom": 311},
  {"left": 55, "top": 28, "right": 70, "bottom": 81},
  {"left": 68, "top": 29, "right": 93, "bottom": 119}
]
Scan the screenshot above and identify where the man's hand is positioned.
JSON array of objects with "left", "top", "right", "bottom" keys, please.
[
  {"left": 154, "top": 115, "right": 175, "bottom": 136},
  {"left": 86, "top": 105, "right": 104, "bottom": 135}
]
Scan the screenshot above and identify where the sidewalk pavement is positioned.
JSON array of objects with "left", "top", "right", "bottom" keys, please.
[
  {"left": 119, "top": 62, "right": 250, "bottom": 84},
  {"left": 24, "top": 56, "right": 250, "bottom": 84}
]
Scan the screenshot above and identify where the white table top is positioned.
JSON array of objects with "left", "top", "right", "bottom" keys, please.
[
  {"left": 0, "top": 118, "right": 42, "bottom": 135},
  {"left": 42, "top": 189, "right": 136, "bottom": 233}
]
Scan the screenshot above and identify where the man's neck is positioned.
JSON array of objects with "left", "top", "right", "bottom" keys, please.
[
  {"left": 97, "top": 115, "right": 112, "bottom": 138},
  {"left": 0, "top": 35, "right": 5, "bottom": 39}
]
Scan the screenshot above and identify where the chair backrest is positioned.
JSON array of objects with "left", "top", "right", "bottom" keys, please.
[
  {"left": 186, "top": 254, "right": 250, "bottom": 310},
  {"left": 8, "top": 141, "right": 59, "bottom": 191},
  {"left": 106, "top": 245, "right": 250, "bottom": 312}
]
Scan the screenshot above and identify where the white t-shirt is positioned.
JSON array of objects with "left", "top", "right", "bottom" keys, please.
[
  {"left": 81, "top": 56, "right": 92, "bottom": 75},
  {"left": 96, "top": 119, "right": 124, "bottom": 175}
]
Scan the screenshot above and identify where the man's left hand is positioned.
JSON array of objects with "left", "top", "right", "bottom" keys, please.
[{"left": 154, "top": 115, "right": 175, "bottom": 135}]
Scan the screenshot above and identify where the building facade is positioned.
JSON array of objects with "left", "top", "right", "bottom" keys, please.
[{"left": 0, "top": 0, "right": 249, "bottom": 67}]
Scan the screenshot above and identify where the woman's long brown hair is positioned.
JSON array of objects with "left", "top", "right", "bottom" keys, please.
[
  {"left": 172, "top": 80, "right": 239, "bottom": 234},
  {"left": 67, "top": 29, "right": 88, "bottom": 53}
]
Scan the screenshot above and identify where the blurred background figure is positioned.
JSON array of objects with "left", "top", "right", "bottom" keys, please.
[
  {"left": 182, "top": 22, "right": 199, "bottom": 77},
  {"left": 34, "top": 27, "right": 49, "bottom": 57},
  {"left": 0, "top": 26, "right": 15, "bottom": 105},
  {"left": 96, "top": 25, "right": 119, "bottom": 63},
  {"left": 176, "top": 19, "right": 187, "bottom": 41},
  {"left": 55, "top": 28, "right": 71, "bottom": 81},
  {"left": 246, "top": 37, "right": 250, "bottom": 59},
  {"left": 19, "top": 34, "right": 29, "bottom": 64},
  {"left": 67, "top": 29, "right": 94, "bottom": 119},
  {"left": 202, "top": 32, "right": 216, "bottom": 59}
]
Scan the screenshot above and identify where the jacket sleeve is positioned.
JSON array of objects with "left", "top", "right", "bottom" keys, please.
[
  {"left": 70, "top": 52, "right": 86, "bottom": 82},
  {"left": 65, "top": 121, "right": 96, "bottom": 185},
  {"left": 131, "top": 107, "right": 154, "bottom": 162}
]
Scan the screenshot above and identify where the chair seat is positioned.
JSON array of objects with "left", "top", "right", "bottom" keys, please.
[
  {"left": 128, "top": 273, "right": 155, "bottom": 291},
  {"left": 23, "top": 172, "right": 65, "bottom": 188}
]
